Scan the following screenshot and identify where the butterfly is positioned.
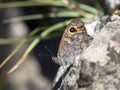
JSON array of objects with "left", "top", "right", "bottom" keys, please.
[{"left": 52, "top": 18, "right": 93, "bottom": 87}]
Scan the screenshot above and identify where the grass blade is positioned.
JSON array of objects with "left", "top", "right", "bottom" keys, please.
[
  {"left": 7, "top": 19, "right": 71, "bottom": 73},
  {"left": 0, "top": 26, "right": 44, "bottom": 68}
]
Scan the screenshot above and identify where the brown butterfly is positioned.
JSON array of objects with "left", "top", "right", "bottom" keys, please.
[
  {"left": 52, "top": 18, "right": 93, "bottom": 87},
  {"left": 54, "top": 18, "right": 92, "bottom": 65}
]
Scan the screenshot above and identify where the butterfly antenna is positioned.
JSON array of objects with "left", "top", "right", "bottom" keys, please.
[
  {"left": 44, "top": 45, "right": 55, "bottom": 57},
  {"left": 38, "top": 53, "right": 52, "bottom": 57}
]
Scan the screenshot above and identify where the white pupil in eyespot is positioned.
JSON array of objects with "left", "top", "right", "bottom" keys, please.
[{"left": 69, "top": 27, "right": 77, "bottom": 32}]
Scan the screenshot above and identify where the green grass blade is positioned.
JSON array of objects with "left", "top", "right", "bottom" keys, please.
[
  {"left": 0, "top": 26, "right": 44, "bottom": 68},
  {"left": 3, "top": 10, "right": 100, "bottom": 23},
  {"left": 7, "top": 19, "right": 71, "bottom": 73},
  {"left": 3, "top": 12, "right": 79, "bottom": 23},
  {"left": 0, "top": 1, "right": 64, "bottom": 8}
]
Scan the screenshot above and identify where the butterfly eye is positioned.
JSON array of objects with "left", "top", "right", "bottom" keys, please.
[{"left": 69, "top": 27, "right": 77, "bottom": 33}]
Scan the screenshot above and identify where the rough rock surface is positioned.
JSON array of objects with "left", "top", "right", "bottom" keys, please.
[{"left": 58, "top": 15, "right": 120, "bottom": 90}]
